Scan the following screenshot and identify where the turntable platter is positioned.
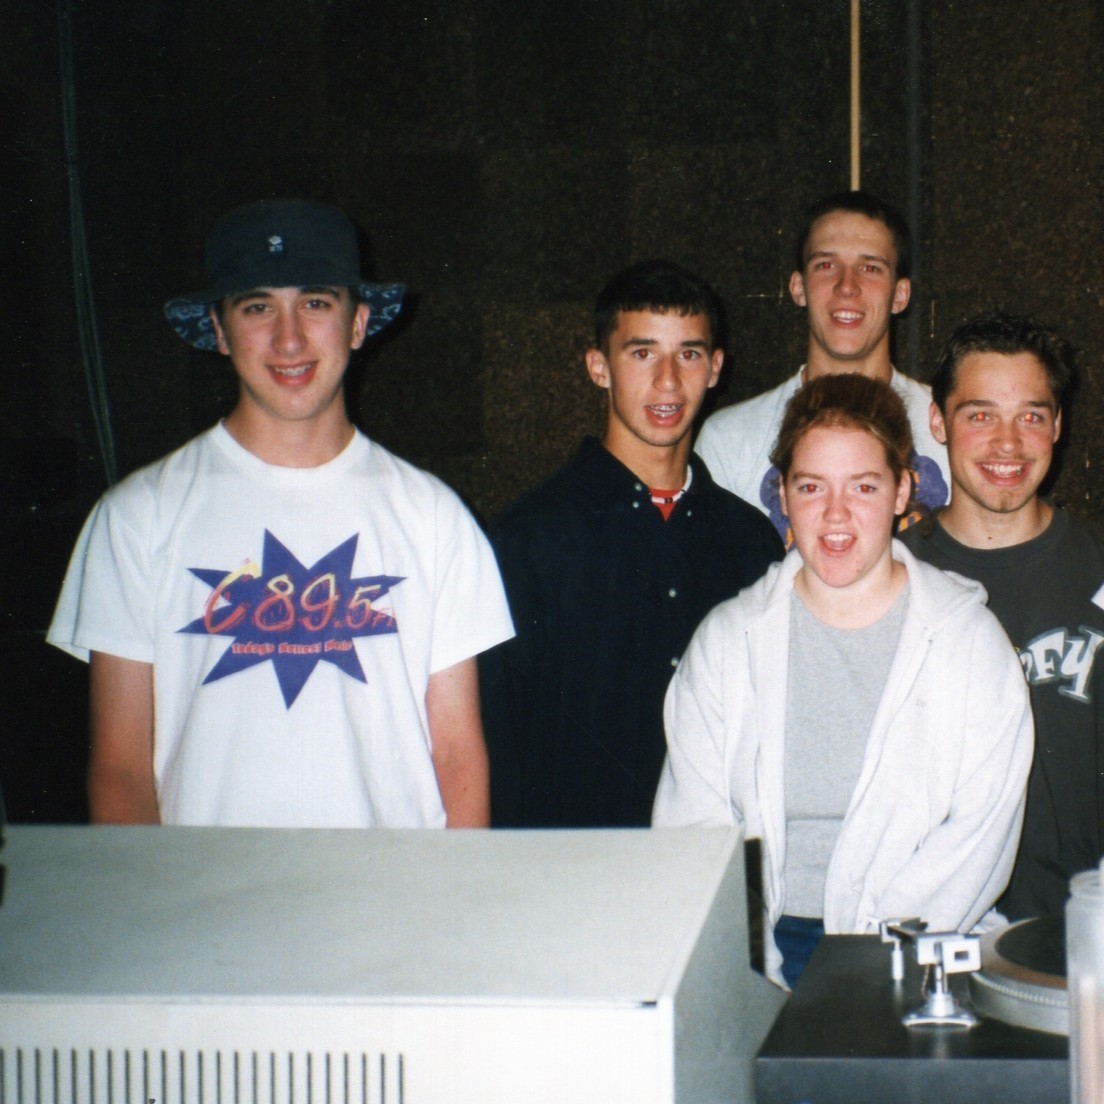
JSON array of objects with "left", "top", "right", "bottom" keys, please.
[{"left": 968, "top": 917, "right": 1068, "bottom": 1035}]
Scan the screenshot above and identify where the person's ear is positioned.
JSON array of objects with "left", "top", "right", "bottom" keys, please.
[
  {"left": 788, "top": 270, "right": 807, "bottom": 308},
  {"left": 350, "top": 302, "right": 371, "bottom": 350},
  {"left": 210, "top": 308, "right": 231, "bottom": 356},
  {"left": 891, "top": 276, "right": 911, "bottom": 315},
  {"left": 894, "top": 469, "right": 913, "bottom": 516},
  {"left": 707, "top": 349, "right": 724, "bottom": 389},
  {"left": 929, "top": 399, "right": 948, "bottom": 446},
  {"left": 585, "top": 348, "right": 611, "bottom": 390}
]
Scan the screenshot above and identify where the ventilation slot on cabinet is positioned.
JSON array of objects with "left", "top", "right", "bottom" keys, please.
[{"left": 0, "top": 1048, "right": 405, "bottom": 1104}]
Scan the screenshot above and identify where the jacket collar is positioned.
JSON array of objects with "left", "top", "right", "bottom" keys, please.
[
  {"left": 753, "top": 537, "right": 985, "bottom": 630},
  {"left": 571, "top": 435, "right": 716, "bottom": 506}
]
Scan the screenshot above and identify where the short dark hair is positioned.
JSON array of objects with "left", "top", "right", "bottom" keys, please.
[
  {"left": 770, "top": 373, "right": 914, "bottom": 492},
  {"left": 593, "top": 259, "right": 723, "bottom": 353},
  {"left": 794, "top": 191, "right": 911, "bottom": 280},
  {"left": 930, "top": 310, "right": 1074, "bottom": 413}
]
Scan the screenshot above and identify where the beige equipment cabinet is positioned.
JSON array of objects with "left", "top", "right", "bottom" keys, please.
[{"left": 0, "top": 826, "right": 783, "bottom": 1104}]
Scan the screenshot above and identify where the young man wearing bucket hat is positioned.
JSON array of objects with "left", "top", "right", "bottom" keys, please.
[{"left": 48, "top": 199, "right": 514, "bottom": 828}]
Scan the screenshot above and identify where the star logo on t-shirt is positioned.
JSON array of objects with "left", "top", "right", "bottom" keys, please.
[{"left": 178, "top": 530, "right": 405, "bottom": 707}]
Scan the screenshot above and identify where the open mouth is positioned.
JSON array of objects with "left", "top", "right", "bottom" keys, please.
[
  {"left": 270, "top": 363, "right": 314, "bottom": 380},
  {"left": 980, "top": 461, "right": 1027, "bottom": 480},
  {"left": 820, "top": 532, "right": 855, "bottom": 552}
]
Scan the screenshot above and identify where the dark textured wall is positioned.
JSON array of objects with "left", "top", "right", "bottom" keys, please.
[
  {"left": 928, "top": 4, "right": 1104, "bottom": 511},
  {"left": 4, "top": 0, "right": 1102, "bottom": 820}
]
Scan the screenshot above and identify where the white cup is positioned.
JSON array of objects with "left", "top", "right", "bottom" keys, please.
[{"left": 1068, "top": 861, "right": 1104, "bottom": 1103}]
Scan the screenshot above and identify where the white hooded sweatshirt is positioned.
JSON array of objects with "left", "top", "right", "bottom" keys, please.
[{"left": 653, "top": 541, "right": 1033, "bottom": 986}]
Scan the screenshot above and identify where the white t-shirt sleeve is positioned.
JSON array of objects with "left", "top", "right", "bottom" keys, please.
[
  {"left": 47, "top": 483, "right": 156, "bottom": 664},
  {"left": 426, "top": 488, "right": 514, "bottom": 675}
]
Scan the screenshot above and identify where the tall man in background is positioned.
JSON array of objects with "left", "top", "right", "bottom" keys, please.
[
  {"left": 902, "top": 310, "right": 1104, "bottom": 918},
  {"left": 480, "top": 260, "right": 783, "bottom": 827},
  {"left": 697, "top": 190, "right": 949, "bottom": 541}
]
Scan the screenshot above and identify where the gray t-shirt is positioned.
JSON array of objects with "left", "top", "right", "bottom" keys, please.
[
  {"left": 901, "top": 509, "right": 1104, "bottom": 918},
  {"left": 783, "top": 586, "right": 909, "bottom": 916}
]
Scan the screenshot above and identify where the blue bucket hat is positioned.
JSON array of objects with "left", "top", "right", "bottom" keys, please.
[{"left": 164, "top": 199, "right": 405, "bottom": 351}]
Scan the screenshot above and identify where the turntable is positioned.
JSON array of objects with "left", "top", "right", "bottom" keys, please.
[
  {"left": 970, "top": 916, "right": 1068, "bottom": 1035},
  {"left": 756, "top": 927, "right": 1069, "bottom": 1104}
]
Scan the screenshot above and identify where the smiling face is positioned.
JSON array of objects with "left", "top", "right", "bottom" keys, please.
[
  {"left": 931, "top": 350, "right": 1060, "bottom": 536},
  {"left": 212, "top": 285, "right": 370, "bottom": 448},
  {"left": 585, "top": 309, "right": 722, "bottom": 481},
  {"left": 789, "top": 211, "right": 910, "bottom": 380},
  {"left": 780, "top": 424, "right": 911, "bottom": 600}
]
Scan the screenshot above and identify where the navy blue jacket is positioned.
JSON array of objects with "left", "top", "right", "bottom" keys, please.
[{"left": 479, "top": 436, "right": 784, "bottom": 827}]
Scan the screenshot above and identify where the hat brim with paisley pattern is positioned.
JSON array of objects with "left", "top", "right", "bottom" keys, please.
[{"left": 164, "top": 199, "right": 405, "bottom": 352}]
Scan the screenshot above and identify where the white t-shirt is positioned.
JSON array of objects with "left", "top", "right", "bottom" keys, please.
[
  {"left": 48, "top": 424, "right": 514, "bottom": 827},
  {"left": 696, "top": 367, "right": 950, "bottom": 541}
]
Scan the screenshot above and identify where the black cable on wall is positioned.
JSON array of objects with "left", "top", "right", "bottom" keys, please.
[{"left": 59, "top": 0, "right": 118, "bottom": 488}]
